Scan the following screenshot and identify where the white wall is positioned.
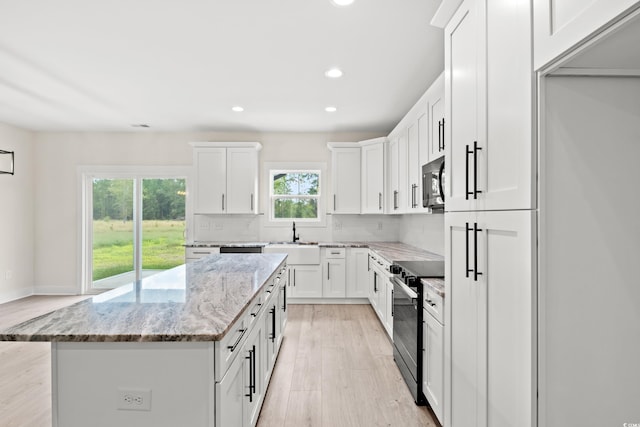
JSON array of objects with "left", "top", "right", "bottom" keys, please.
[
  {"left": 32, "top": 130, "right": 384, "bottom": 294},
  {"left": 0, "top": 123, "right": 35, "bottom": 303}
]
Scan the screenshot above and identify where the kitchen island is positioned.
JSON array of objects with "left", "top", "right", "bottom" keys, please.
[{"left": 0, "top": 253, "right": 288, "bottom": 427}]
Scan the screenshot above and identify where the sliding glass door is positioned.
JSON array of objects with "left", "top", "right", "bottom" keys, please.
[{"left": 83, "top": 169, "right": 188, "bottom": 291}]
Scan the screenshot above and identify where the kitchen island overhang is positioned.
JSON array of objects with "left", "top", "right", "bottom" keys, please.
[{"left": 0, "top": 253, "right": 288, "bottom": 427}]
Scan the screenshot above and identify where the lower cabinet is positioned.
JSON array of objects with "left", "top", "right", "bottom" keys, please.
[
  {"left": 346, "top": 248, "right": 369, "bottom": 298},
  {"left": 216, "top": 320, "right": 264, "bottom": 427},
  {"left": 322, "top": 248, "right": 346, "bottom": 298},
  {"left": 445, "top": 210, "right": 535, "bottom": 427},
  {"left": 368, "top": 253, "right": 393, "bottom": 338},
  {"left": 288, "top": 264, "right": 322, "bottom": 298},
  {"left": 423, "top": 307, "right": 444, "bottom": 424},
  {"left": 216, "top": 266, "right": 287, "bottom": 427}
]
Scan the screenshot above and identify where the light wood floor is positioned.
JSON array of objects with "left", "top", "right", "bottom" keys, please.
[
  {"left": 0, "top": 297, "right": 437, "bottom": 427},
  {"left": 257, "top": 304, "right": 437, "bottom": 427}
]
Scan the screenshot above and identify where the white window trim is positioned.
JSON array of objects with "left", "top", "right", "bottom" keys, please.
[
  {"left": 263, "top": 162, "right": 327, "bottom": 227},
  {"left": 77, "top": 165, "right": 192, "bottom": 294}
]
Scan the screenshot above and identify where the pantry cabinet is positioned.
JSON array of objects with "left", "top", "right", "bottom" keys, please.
[
  {"left": 360, "top": 138, "right": 387, "bottom": 214},
  {"left": 444, "top": 0, "right": 534, "bottom": 212},
  {"left": 445, "top": 210, "right": 535, "bottom": 427},
  {"left": 533, "top": 0, "right": 640, "bottom": 70},
  {"left": 328, "top": 144, "right": 361, "bottom": 214},
  {"left": 191, "top": 143, "right": 261, "bottom": 215}
]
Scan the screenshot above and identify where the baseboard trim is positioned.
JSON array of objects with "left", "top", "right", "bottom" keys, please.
[
  {"left": 0, "top": 287, "right": 35, "bottom": 305},
  {"left": 288, "top": 298, "right": 370, "bottom": 305},
  {"left": 34, "top": 286, "right": 81, "bottom": 296}
]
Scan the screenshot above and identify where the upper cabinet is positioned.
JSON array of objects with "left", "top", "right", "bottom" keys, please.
[
  {"left": 191, "top": 142, "right": 261, "bottom": 215},
  {"left": 328, "top": 144, "right": 361, "bottom": 214},
  {"left": 387, "top": 134, "right": 408, "bottom": 214},
  {"left": 443, "top": 0, "right": 534, "bottom": 212},
  {"left": 427, "top": 74, "right": 445, "bottom": 162},
  {"left": 360, "top": 138, "right": 387, "bottom": 214},
  {"left": 534, "top": 0, "right": 640, "bottom": 70}
]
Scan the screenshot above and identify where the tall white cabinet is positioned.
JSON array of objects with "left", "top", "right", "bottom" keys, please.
[
  {"left": 328, "top": 144, "right": 361, "bottom": 214},
  {"left": 360, "top": 138, "right": 387, "bottom": 214},
  {"left": 436, "top": 0, "right": 536, "bottom": 426}
]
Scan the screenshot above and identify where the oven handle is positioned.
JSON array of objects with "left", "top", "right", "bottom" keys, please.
[{"left": 392, "top": 277, "right": 418, "bottom": 300}]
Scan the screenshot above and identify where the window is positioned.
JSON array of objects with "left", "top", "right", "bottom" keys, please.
[{"left": 269, "top": 170, "right": 321, "bottom": 221}]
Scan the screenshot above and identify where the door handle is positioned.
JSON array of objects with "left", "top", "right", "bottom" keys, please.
[
  {"left": 245, "top": 349, "right": 253, "bottom": 402},
  {"left": 465, "top": 145, "right": 472, "bottom": 200},
  {"left": 378, "top": 192, "right": 382, "bottom": 210},
  {"left": 465, "top": 222, "right": 472, "bottom": 278},
  {"left": 333, "top": 194, "right": 336, "bottom": 211},
  {"left": 441, "top": 118, "right": 445, "bottom": 151},
  {"left": 271, "top": 306, "right": 276, "bottom": 343},
  {"left": 250, "top": 193, "right": 254, "bottom": 211},
  {"left": 473, "top": 141, "right": 482, "bottom": 200},
  {"left": 222, "top": 193, "right": 225, "bottom": 211},
  {"left": 473, "top": 222, "right": 483, "bottom": 281},
  {"left": 327, "top": 262, "right": 330, "bottom": 280}
]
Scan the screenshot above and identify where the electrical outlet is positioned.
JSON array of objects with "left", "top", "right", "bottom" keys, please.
[
  {"left": 377, "top": 222, "right": 383, "bottom": 230},
  {"left": 5, "top": 270, "right": 12, "bottom": 280},
  {"left": 334, "top": 221, "right": 342, "bottom": 230},
  {"left": 117, "top": 388, "right": 151, "bottom": 411},
  {"left": 214, "top": 223, "right": 223, "bottom": 230},
  {"left": 199, "top": 219, "right": 210, "bottom": 230}
]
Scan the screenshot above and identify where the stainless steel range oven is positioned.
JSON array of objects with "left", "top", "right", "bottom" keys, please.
[{"left": 390, "top": 260, "right": 444, "bottom": 405}]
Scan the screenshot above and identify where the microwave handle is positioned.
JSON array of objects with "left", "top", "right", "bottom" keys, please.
[{"left": 438, "top": 160, "right": 445, "bottom": 202}]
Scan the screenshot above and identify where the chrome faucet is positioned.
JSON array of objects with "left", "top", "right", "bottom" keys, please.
[{"left": 292, "top": 221, "right": 300, "bottom": 242}]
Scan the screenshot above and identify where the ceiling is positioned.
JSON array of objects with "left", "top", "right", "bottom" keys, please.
[{"left": 0, "top": 0, "right": 444, "bottom": 133}]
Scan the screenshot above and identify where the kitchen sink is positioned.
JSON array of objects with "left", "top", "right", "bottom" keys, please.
[{"left": 263, "top": 243, "right": 320, "bottom": 264}]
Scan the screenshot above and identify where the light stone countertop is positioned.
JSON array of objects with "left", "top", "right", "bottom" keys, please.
[{"left": 0, "top": 253, "right": 286, "bottom": 343}]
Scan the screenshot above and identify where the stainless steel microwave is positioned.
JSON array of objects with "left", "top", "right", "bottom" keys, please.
[{"left": 422, "top": 157, "right": 445, "bottom": 211}]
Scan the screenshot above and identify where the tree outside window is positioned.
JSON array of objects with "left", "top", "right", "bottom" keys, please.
[{"left": 270, "top": 171, "right": 320, "bottom": 221}]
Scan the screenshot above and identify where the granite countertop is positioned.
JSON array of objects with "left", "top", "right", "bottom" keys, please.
[
  {"left": 0, "top": 253, "right": 286, "bottom": 343},
  {"left": 421, "top": 278, "right": 445, "bottom": 297}
]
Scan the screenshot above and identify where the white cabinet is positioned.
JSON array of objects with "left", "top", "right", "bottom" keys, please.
[
  {"left": 423, "top": 288, "right": 444, "bottom": 425},
  {"left": 444, "top": 0, "right": 534, "bottom": 212},
  {"left": 407, "top": 121, "right": 421, "bottom": 212},
  {"left": 346, "top": 248, "right": 369, "bottom": 298},
  {"left": 427, "top": 73, "right": 445, "bottom": 162},
  {"left": 191, "top": 143, "right": 261, "bottom": 215},
  {"left": 445, "top": 210, "right": 535, "bottom": 427},
  {"left": 328, "top": 145, "right": 361, "bottom": 214},
  {"left": 533, "top": 0, "right": 640, "bottom": 70},
  {"left": 185, "top": 247, "right": 219, "bottom": 263},
  {"left": 288, "top": 264, "right": 322, "bottom": 298},
  {"left": 387, "top": 135, "right": 407, "bottom": 213},
  {"left": 368, "top": 252, "right": 392, "bottom": 338},
  {"left": 322, "top": 248, "right": 346, "bottom": 298},
  {"left": 360, "top": 138, "right": 387, "bottom": 214}
]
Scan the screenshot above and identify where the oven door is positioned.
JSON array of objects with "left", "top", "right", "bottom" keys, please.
[{"left": 392, "top": 278, "right": 420, "bottom": 382}]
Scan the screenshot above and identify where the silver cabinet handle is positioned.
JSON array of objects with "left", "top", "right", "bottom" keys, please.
[
  {"left": 250, "top": 193, "right": 254, "bottom": 211},
  {"left": 222, "top": 194, "right": 225, "bottom": 211},
  {"left": 327, "top": 262, "right": 330, "bottom": 280},
  {"left": 333, "top": 194, "right": 336, "bottom": 211},
  {"left": 378, "top": 192, "right": 382, "bottom": 210}
]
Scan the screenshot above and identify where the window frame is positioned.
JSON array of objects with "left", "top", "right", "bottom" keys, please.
[{"left": 263, "top": 162, "right": 327, "bottom": 227}]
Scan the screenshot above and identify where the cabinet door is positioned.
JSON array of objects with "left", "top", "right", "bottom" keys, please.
[
  {"left": 445, "top": 211, "right": 535, "bottom": 427},
  {"left": 332, "top": 147, "right": 361, "bottom": 214},
  {"left": 429, "top": 89, "right": 445, "bottom": 161},
  {"left": 263, "top": 301, "right": 278, "bottom": 385},
  {"left": 407, "top": 122, "right": 421, "bottom": 211},
  {"left": 323, "top": 258, "right": 346, "bottom": 298},
  {"left": 445, "top": 0, "right": 483, "bottom": 212},
  {"left": 346, "top": 248, "right": 369, "bottom": 298},
  {"left": 533, "top": 0, "right": 640, "bottom": 70},
  {"left": 361, "top": 143, "right": 385, "bottom": 214},
  {"left": 216, "top": 346, "right": 246, "bottom": 427},
  {"left": 194, "top": 148, "right": 226, "bottom": 214},
  {"left": 245, "top": 325, "right": 264, "bottom": 427},
  {"left": 384, "top": 278, "right": 393, "bottom": 337},
  {"left": 423, "top": 310, "right": 444, "bottom": 425},
  {"left": 398, "top": 132, "right": 409, "bottom": 212},
  {"left": 388, "top": 137, "right": 400, "bottom": 212},
  {"left": 446, "top": 0, "right": 534, "bottom": 212},
  {"left": 226, "top": 148, "right": 258, "bottom": 214},
  {"left": 290, "top": 265, "right": 322, "bottom": 298}
]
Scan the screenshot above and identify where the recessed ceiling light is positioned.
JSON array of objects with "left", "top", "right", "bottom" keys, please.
[
  {"left": 325, "top": 68, "right": 343, "bottom": 78},
  {"left": 231, "top": 106, "right": 244, "bottom": 112},
  {"left": 131, "top": 124, "right": 150, "bottom": 128},
  {"left": 325, "top": 106, "right": 337, "bottom": 113},
  {"left": 331, "top": 0, "right": 355, "bottom": 6}
]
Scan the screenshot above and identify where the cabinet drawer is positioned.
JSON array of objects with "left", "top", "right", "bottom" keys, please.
[
  {"left": 185, "top": 247, "right": 220, "bottom": 259},
  {"left": 423, "top": 287, "right": 444, "bottom": 325},
  {"left": 324, "top": 248, "right": 346, "bottom": 259}
]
